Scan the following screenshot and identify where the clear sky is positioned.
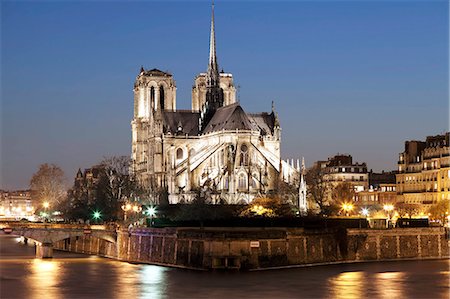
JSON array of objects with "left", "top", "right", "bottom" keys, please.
[{"left": 1, "top": 0, "right": 448, "bottom": 190}]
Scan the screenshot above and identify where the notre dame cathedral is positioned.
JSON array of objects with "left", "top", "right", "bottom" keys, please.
[{"left": 131, "top": 4, "right": 298, "bottom": 204}]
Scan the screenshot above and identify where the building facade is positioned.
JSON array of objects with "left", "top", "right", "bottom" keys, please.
[
  {"left": 396, "top": 133, "right": 450, "bottom": 206},
  {"left": 319, "top": 154, "right": 369, "bottom": 192},
  {"left": 0, "top": 190, "right": 34, "bottom": 219},
  {"left": 131, "top": 5, "right": 296, "bottom": 204}
]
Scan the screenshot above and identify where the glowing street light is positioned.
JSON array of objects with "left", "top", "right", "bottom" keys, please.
[
  {"left": 43, "top": 202, "right": 50, "bottom": 209},
  {"left": 92, "top": 211, "right": 102, "bottom": 223},
  {"left": 384, "top": 204, "right": 395, "bottom": 228},
  {"left": 361, "top": 208, "right": 369, "bottom": 217},
  {"left": 383, "top": 204, "right": 394, "bottom": 212},
  {"left": 342, "top": 203, "right": 354, "bottom": 217},
  {"left": 145, "top": 207, "right": 157, "bottom": 217},
  {"left": 121, "top": 202, "right": 142, "bottom": 221}
]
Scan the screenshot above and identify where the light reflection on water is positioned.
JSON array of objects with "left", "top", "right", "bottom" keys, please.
[
  {"left": 28, "top": 259, "right": 61, "bottom": 299},
  {"left": 1, "top": 235, "right": 449, "bottom": 299},
  {"left": 375, "top": 272, "right": 405, "bottom": 298},
  {"left": 139, "top": 265, "right": 167, "bottom": 299},
  {"left": 329, "top": 271, "right": 365, "bottom": 299}
]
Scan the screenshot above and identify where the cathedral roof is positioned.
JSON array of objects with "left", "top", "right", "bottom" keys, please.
[
  {"left": 162, "top": 111, "right": 200, "bottom": 136},
  {"left": 202, "top": 103, "right": 255, "bottom": 134},
  {"left": 248, "top": 112, "right": 276, "bottom": 136},
  {"left": 142, "top": 68, "right": 172, "bottom": 77}
]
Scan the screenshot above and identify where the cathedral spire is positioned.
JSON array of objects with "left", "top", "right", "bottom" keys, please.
[{"left": 207, "top": 1, "right": 219, "bottom": 87}]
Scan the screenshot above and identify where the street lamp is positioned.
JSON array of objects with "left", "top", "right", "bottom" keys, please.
[
  {"left": 121, "top": 203, "right": 142, "bottom": 221},
  {"left": 145, "top": 206, "right": 157, "bottom": 227},
  {"left": 361, "top": 207, "right": 369, "bottom": 217},
  {"left": 42, "top": 201, "right": 50, "bottom": 222},
  {"left": 384, "top": 204, "right": 395, "bottom": 228},
  {"left": 92, "top": 211, "right": 101, "bottom": 223},
  {"left": 342, "top": 203, "right": 354, "bottom": 217}
]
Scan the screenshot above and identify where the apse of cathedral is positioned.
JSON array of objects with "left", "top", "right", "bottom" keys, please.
[{"left": 131, "top": 4, "right": 300, "bottom": 204}]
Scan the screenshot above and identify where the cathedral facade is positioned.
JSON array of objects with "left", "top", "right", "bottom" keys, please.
[{"left": 131, "top": 5, "right": 297, "bottom": 204}]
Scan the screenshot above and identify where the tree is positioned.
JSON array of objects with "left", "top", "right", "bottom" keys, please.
[
  {"left": 428, "top": 200, "right": 449, "bottom": 224},
  {"left": 332, "top": 182, "right": 356, "bottom": 216},
  {"left": 60, "top": 156, "right": 142, "bottom": 222},
  {"left": 305, "top": 164, "right": 329, "bottom": 215},
  {"left": 276, "top": 179, "right": 299, "bottom": 207},
  {"left": 395, "top": 202, "right": 421, "bottom": 218},
  {"left": 99, "top": 156, "right": 136, "bottom": 202},
  {"left": 30, "top": 163, "right": 67, "bottom": 209}
]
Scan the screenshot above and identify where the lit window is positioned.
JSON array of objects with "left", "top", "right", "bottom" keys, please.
[{"left": 238, "top": 174, "right": 247, "bottom": 190}]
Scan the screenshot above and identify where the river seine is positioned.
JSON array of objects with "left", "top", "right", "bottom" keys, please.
[{"left": 0, "top": 233, "right": 449, "bottom": 298}]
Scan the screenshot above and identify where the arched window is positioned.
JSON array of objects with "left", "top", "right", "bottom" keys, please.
[
  {"left": 251, "top": 174, "right": 258, "bottom": 188},
  {"left": 240, "top": 144, "right": 248, "bottom": 166},
  {"left": 150, "top": 86, "right": 155, "bottom": 110},
  {"left": 176, "top": 148, "right": 183, "bottom": 160},
  {"left": 159, "top": 86, "right": 165, "bottom": 110},
  {"left": 238, "top": 173, "right": 247, "bottom": 190}
]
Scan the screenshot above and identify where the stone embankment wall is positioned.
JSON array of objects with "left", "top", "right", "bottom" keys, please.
[
  {"left": 53, "top": 227, "right": 449, "bottom": 270},
  {"left": 53, "top": 235, "right": 116, "bottom": 258}
]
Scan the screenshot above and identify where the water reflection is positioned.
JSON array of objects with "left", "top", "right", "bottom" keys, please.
[
  {"left": 329, "top": 271, "right": 365, "bottom": 299},
  {"left": 139, "top": 265, "right": 168, "bottom": 299},
  {"left": 1, "top": 235, "right": 448, "bottom": 299},
  {"left": 375, "top": 272, "right": 405, "bottom": 298},
  {"left": 111, "top": 262, "right": 140, "bottom": 299},
  {"left": 28, "top": 259, "right": 61, "bottom": 299}
]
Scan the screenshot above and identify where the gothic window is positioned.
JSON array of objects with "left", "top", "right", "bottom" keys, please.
[
  {"left": 150, "top": 86, "right": 155, "bottom": 110},
  {"left": 159, "top": 86, "right": 165, "bottom": 110},
  {"left": 224, "top": 177, "right": 229, "bottom": 189},
  {"left": 240, "top": 144, "right": 249, "bottom": 166},
  {"left": 238, "top": 173, "right": 247, "bottom": 190},
  {"left": 251, "top": 174, "right": 258, "bottom": 188},
  {"left": 176, "top": 148, "right": 183, "bottom": 160}
]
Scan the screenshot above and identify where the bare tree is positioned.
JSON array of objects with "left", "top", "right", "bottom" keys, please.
[
  {"left": 99, "top": 156, "right": 137, "bottom": 202},
  {"left": 30, "top": 163, "right": 67, "bottom": 208},
  {"left": 305, "top": 164, "right": 329, "bottom": 215},
  {"left": 331, "top": 182, "right": 355, "bottom": 204}
]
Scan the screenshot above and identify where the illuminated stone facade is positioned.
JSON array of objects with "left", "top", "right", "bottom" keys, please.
[
  {"left": 396, "top": 133, "right": 450, "bottom": 206},
  {"left": 131, "top": 5, "right": 296, "bottom": 204}
]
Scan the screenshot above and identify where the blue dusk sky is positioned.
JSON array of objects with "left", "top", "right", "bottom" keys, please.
[{"left": 1, "top": 0, "right": 448, "bottom": 190}]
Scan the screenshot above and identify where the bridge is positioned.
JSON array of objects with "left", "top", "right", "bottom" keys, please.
[{"left": 1, "top": 223, "right": 117, "bottom": 258}]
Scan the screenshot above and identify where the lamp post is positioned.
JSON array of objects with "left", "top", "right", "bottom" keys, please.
[
  {"left": 342, "top": 203, "right": 354, "bottom": 217},
  {"left": 92, "top": 211, "right": 101, "bottom": 224},
  {"left": 121, "top": 203, "right": 142, "bottom": 222},
  {"left": 42, "top": 201, "right": 50, "bottom": 222},
  {"left": 145, "top": 206, "right": 157, "bottom": 227},
  {"left": 384, "top": 204, "right": 394, "bottom": 228}
]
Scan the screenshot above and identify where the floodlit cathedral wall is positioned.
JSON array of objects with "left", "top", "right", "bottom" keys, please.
[{"left": 130, "top": 5, "right": 297, "bottom": 204}]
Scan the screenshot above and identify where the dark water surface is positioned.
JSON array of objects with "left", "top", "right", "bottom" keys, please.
[{"left": 0, "top": 233, "right": 449, "bottom": 299}]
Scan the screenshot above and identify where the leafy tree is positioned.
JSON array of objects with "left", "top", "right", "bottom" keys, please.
[
  {"left": 30, "top": 163, "right": 67, "bottom": 209},
  {"left": 428, "top": 200, "right": 449, "bottom": 223},
  {"left": 395, "top": 202, "right": 421, "bottom": 218}
]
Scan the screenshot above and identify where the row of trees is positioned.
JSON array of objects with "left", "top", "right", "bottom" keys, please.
[
  {"left": 29, "top": 158, "right": 449, "bottom": 222},
  {"left": 30, "top": 157, "right": 145, "bottom": 222}
]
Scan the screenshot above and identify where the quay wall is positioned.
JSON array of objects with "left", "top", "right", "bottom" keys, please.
[{"left": 53, "top": 227, "right": 449, "bottom": 270}]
